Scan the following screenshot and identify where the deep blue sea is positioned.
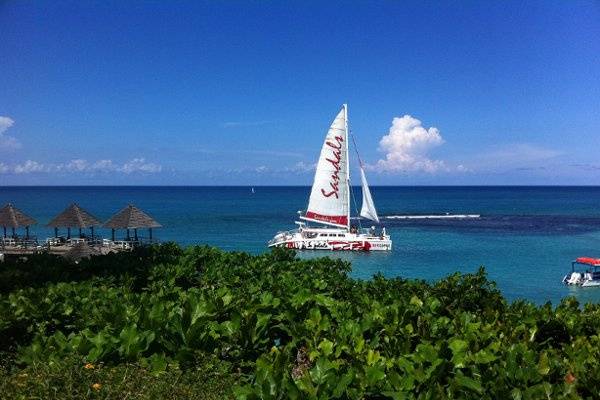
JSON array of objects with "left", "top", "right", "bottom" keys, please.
[{"left": 2, "top": 186, "right": 600, "bottom": 305}]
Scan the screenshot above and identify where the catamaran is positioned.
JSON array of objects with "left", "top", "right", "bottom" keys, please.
[{"left": 268, "top": 104, "right": 392, "bottom": 251}]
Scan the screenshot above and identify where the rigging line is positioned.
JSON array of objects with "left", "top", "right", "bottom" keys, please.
[
  {"left": 350, "top": 129, "right": 364, "bottom": 168},
  {"left": 349, "top": 180, "right": 362, "bottom": 231},
  {"left": 348, "top": 128, "right": 362, "bottom": 230}
]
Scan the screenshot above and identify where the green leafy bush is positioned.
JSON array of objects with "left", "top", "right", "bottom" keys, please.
[{"left": 1, "top": 244, "right": 598, "bottom": 399}]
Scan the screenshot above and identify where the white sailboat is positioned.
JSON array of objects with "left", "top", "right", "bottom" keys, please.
[{"left": 268, "top": 104, "right": 392, "bottom": 251}]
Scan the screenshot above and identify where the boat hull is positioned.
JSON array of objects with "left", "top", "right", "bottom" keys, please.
[
  {"left": 563, "top": 272, "right": 600, "bottom": 287},
  {"left": 268, "top": 231, "right": 392, "bottom": 251}
]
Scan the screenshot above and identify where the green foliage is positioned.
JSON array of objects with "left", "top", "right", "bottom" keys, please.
[
  {"left": 0, "top": 244, "right": 599, "bottom": 399},
  {"left": 0, "top": 353, "right": 235, "bottom": 399}
]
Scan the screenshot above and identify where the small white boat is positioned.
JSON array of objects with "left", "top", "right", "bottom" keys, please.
[
  {"left": 563, "top": 257, "right": 600, "bottom": 287},
  {"left": 268, "top": 104, "right": 391, "bottom": 251}
]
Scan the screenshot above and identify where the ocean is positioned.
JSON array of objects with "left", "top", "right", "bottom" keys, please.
[{"left": 2, "top": 186, "right": 600, "bottom": 305}]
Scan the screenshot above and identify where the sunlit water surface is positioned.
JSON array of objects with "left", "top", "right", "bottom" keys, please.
[{"left": 2, "top": 186, "right": 600, "bottom": 305}]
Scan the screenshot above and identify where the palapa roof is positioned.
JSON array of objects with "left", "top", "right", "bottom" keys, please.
[
  {"left": 103, "top": 204, "right": 162, "bottom": 229},
  {"left": 47, "top": 203, "right": 101, "bottom": 228},
  {"left": 64, "top": 242, "right": 101, "bottom": 262},
  {"left": 0, "top": 203, "right": 37, "bottom": 228}
]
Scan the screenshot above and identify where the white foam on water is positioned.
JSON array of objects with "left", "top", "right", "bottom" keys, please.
[{"left": 385, "top": 214, "right": 480, "bottom": 220}]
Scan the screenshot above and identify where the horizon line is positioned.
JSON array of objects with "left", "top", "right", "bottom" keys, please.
[{"left": 3, "top": 184, "right": 600, "bottom": 188}]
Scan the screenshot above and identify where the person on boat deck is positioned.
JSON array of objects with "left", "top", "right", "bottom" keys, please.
[
  {"left": 380, "top": 227, "right": 386, "bottom": 239},
  {"left": 369, "top": 226, "right": 376, "bottom": 236},
  {"left": 350, "top": 225, "right": 357, "bottom": 234}
]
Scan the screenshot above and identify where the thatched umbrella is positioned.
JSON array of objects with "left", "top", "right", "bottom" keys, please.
[
  {"left": 0, "top": 203, "right": 37, "bottom": 239},
  {"left": 63, "top": 242, "right": 101, "bottom": 263},
  {"left": 47, "top": 203, "right": 101, "bottom": 239},
  {"left": 103, "top": 204, "right": 162, "bottom": 242}
]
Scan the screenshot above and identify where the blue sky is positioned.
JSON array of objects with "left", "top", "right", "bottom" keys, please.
[{"left": 1, "top": 1, "right": 599, "bottom": 185}]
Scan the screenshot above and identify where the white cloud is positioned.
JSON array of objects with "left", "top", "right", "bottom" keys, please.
[
  {"left": 0, "top": 117, "right": 14, "bottom": 134},
  {"left": 3, "top": 158, "right": 162, "bottom": 175},
  {"left": 119, "top": 158, "right": 162, "bottom": 174},
  {"left": 289, "top": 161, "right": 316, "bottom": 173},
  {"left": 222, "top": 120, "right": 273, "bottom": 128},
  {"left": 91, "top": 159, "right": 117, "bottom": 171},
  {"left": 14, "top": 160, "right": 49, "bottom": 174},
  {"left": 64, "top": 159, "right": 89, "bottom": 172},
  {"left": 373, "top": 115, "right": 446, "bottom": 173},
  {"left": 0, "top": 116, "right": 21, "bottom": 150}
]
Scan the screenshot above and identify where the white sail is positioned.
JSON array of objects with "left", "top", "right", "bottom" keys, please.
[
  {"left": 359, "top": 166, "right": 379, "bottom": 223},
  {"left": 303, "top": 105, "right": 349, "bottom": 228}
]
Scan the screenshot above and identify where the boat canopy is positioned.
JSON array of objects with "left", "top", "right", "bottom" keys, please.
[{"left": 575, "top": 257, "right": 600, "bottom": 266}]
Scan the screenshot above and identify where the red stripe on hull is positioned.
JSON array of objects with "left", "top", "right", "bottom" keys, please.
[
  {"left": 305, "top": 211, "right": 348, "bottom": 226},
  {"left": 282, "top": 240, "right": 372, "bottom": 251}
]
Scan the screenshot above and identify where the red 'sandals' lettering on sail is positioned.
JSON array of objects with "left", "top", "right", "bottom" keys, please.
[{"left": 321, "top": 135, "right": 344, "bottom": 198}]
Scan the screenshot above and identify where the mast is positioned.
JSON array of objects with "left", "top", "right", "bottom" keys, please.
[
  {"left": 344, "top": 103, "right": 350, "bottom": 231},
  {"left": 303, "top": 105, "right": 351, "bottom": 228}
]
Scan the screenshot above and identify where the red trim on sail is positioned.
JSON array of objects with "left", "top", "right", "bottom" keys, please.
[{"left": 305, "top": 211, "right": 348, "bottom": 226}]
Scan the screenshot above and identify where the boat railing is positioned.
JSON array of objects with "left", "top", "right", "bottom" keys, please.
[{"left": 268, "top": 230, "right": 296, "bottom": 245}]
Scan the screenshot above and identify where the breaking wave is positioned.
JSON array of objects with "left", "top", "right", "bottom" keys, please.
[
  {"left": 385, "top": 214, "right": 480, "bottom": 220},
  {"left": 380, "top": 214, "right": 600, "bottom": 236}
]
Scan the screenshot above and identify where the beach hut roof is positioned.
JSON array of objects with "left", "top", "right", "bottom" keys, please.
[
  {"left": 47, "top": 203, "right": 101, "bottom": 228},
  {"left": 103, "top": 204, "right": 162, "bottom": 229},
  {"left": 0, "top": 203, "right": 37, "bottom": 228},
  {"left": 64, "top": 242, "right": 101, "bottom": 262}
]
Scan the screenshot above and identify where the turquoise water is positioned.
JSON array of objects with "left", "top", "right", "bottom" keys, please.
[{"left": 2, "top": 186, "right": 600, "bottom": 305}]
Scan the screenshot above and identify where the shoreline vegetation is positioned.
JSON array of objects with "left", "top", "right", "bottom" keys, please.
[{"left": 1, "top": 245, "right": 599, "bottom": 399}]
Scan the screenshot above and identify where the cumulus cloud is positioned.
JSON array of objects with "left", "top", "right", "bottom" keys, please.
[
  {"left": 0, "top": 116, "right": 21, "bottom": 150},
  {"left": 2, "top": 158, "right": 162, "bottom": 175},
  {"left": 373, "top": 115, "right": 446, "bottom": 173}
]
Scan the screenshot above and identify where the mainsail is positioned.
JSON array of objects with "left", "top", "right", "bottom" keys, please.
[
  {"left": 359, "top": 166, "right": 379, "bottom": 223},
  {"left": 304, "top": 105, "right": 350, "bottom": 228}
]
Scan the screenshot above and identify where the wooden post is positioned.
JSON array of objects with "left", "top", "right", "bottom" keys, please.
[
  {"left": 91, "top": 226, "right": 94, "bottom": 239},
  {"left": 126, "top": 228, "right": 130, "bottom": 241},
  {"left": 149, "top": 228, "right": 153, "bottom": 241},
  {"left": 2, "top": 226, "right": 5, "bottom": 238},
  {"left": 54, "top": 227, "right": 58, "bottom": 238},
  {"left": 79, "top": 227, "right": 82, "bottom": 238},
  {"left": 25, "top": 226, "right": 29, "bottom": 239},
  {"left": 11, "top": 227, "right": 15, "bottom": 237},
  {"left": 134, "top": 228, "right": 138, "bottom": 241},
  {"left": 111, "top": 229, "right": 115, "bottom": 241},
  {"left": 67, "top": 227, "right": 71, "bottom": 239}
]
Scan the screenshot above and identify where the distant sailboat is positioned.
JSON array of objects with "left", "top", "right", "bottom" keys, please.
[
  {"left": 251, "top": 187, "right": 255, "bottom": 194},
  {"left": 268, "top": 104, "right": 391, "bottom": 251}
]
